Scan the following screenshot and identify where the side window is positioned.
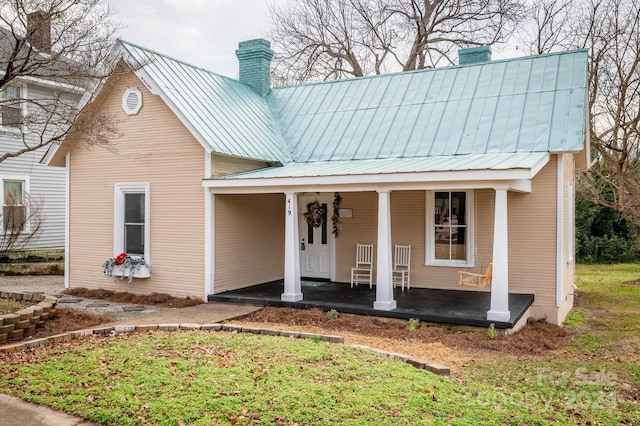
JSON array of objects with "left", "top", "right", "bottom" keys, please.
[
  {"left": 2, "top": 179, "right": 26, "bottom": 232},
  {"left": 115, "top": 183, "right": 150, "bottom": 261},
  {"left": 426, "top": 190, "right": 474, "bottom": 266},
  {"left": 124, "top": 193, "right": 145, "bottom": 256},
  {"left": 2, "top": 85, "right": 23, "bottom": 128}
]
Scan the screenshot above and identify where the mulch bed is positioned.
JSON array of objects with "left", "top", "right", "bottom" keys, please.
[
  {"left": 246, "top": 307, "right": 568, "bottom": 355},
  {"left": 63, "top": 288, "right": 202, "bottom": 308},
  {"left": 8, "top": 289, "right": 567, "bottom": 359},
  {"left": 28, "top": 308, "right": 114, "bottom": 340}
]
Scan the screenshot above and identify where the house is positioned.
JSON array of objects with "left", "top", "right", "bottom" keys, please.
[
  {"left": 44, "top": 39, "right": 589, "bottom": 328},
  {"left": 0, "top": 13, "right": 84, "bottom": 251}
]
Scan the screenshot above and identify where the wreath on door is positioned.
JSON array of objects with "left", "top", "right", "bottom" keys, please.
[{"left": 304, "top": 201, "right": 326, "bottom": 228}]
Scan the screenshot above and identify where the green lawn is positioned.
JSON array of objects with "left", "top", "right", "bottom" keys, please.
[
  {"left": 460, "top": 263, "right": 640, "bottom": 426},
  {"left": 1, "top": 264, "right": 639, "bottom": 425}
]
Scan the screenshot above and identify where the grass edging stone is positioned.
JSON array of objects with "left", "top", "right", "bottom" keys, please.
[{"left": 0, "top": 292, "right": 58, "bottom": 343}]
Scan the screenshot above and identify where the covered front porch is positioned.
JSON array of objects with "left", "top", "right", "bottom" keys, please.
[
  {"left": 204, "top": 153, "right": 551, "bottom": 326},
  {"left": 209, "top": 280, "right": 534, "bottom": 329}
]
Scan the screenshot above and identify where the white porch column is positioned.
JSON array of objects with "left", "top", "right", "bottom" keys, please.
[
  {"left": 204, "top": 190, "right": 214, "bottom": 299},
  {"left": 487, "top": 187, "right": 511, "bottom": 321},
  {"left": 282, "top": 192, "right": 303, "bottom": 301},
  {"left": 374, "top": 189, "right": 396, "bottom": 310}
]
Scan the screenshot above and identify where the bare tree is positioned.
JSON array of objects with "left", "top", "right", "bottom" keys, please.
[
  {"left": 0, "top": 184, "right": 43, "bottom": 253},
  {"left": 267, "top": 0, "right": 527, "bottom": 84},
  {"left": 515, "top": 0, "right": 576, "bottom": 55},
  {"left": 0, "top": 0, "right": 122, "bottom": 164},
  {"left": 518, "top": 0, "right": 640, "bottom": 225}
]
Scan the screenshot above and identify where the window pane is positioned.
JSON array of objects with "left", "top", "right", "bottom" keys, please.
[
  {"left": 3, "top": 181, "right": 23, "bottom": 205},
  {"left": 125, "top": 224, "right": 144, "bottom": 255},
  {"left": 124, "top": 192, "right": 145, "bottom": 255},
  {"left": 433, "top": 191, "right": 467, "bottom": 261},
  {"left": 434, "top": 240, "right": 450, "bottom": 260},
  {"left": 125, "top": 193, "right": 144, "bottom": 223},
  {"left": 2, "top": 106, "right": 22, "bottom": 127},
  {"left": 321, "top": 203, "right": 327, "bottom": 245},
  {"left": 2, "top": 86, "right": 22, "bottom": 128},
  {"left": 451, "top": 238, "right": 467, "bottom": 260},
  {"left": 307, "top": 222, "right": 313, "bottom": 244},
  {"left": 3, "top": 206, "right": 26, "bottom": 232},
  {"left": 434, "top": 192, "right": 449, "bottom": 225},
  {"left": 451, "top": 192, "right": 466, "bottom": 225},
  {"left": 6, "top": 86, "right": 20, "bottom": 99}
]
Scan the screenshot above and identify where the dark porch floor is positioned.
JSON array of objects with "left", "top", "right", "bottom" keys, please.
[{"left": 208, "top": 281, "right": 534, "bottom": 329}]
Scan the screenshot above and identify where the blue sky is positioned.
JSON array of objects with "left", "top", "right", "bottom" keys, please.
[{"left": 108, "top": 0, "right": 287, "bottom": 78}]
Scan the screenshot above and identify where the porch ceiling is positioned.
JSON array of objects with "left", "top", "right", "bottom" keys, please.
[{"left": 204, "top": 152, "right": 549, "bottom": 193}]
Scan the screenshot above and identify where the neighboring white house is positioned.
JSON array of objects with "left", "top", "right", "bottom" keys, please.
[{"left": 0, "top": 14, "right": 84, "bottom": 251}]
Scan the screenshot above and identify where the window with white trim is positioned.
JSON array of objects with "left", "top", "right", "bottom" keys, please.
[
  {"left": 426, "top": 190, "right": 474, "bottom": 266},
  {"left": 115, "top": 183, "right": 150, "bottom": 262},
  {"left": 1, "top": 85, "right": 24, "bottom": 128},
  {"left": 2, "top": 179, "right": 26, "bottom": 233}
]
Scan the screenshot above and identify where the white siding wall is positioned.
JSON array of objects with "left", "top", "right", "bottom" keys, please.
[{"left": 0, "top": 80, "right": 69, "bottom": 249}]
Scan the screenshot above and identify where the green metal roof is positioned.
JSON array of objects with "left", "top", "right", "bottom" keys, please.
[
  {"left": 119, "top": 40, "right": 289, "bottom": 163},
  {"left": 268, "top": 49, "right": 588, "bottom": 163},
  {"left": 118, "top": 40, "right": 587, "bottom": 173},
  {"left": 214, "top": 152, "right": 550, "bottom": 180}
]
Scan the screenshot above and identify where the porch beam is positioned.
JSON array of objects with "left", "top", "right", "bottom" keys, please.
[
  {"left": 487, "top": 187, "right": 511, "bottom": 321},
  {"left": 374, "top": 189, "right": 397, "bottom": 311},
  {"left": 206, "top": 179, "right": 533, "bottom": 195},
  {"left": 282, "top": 192, "right": 303, "bottom": 302}
]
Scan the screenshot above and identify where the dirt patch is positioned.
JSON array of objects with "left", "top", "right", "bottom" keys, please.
[
  {"left": 63, "top": 288, "right": 202, "bottom": 308},
  {"left": 243, "top": 307, "right": 568, "bottom": 355}
]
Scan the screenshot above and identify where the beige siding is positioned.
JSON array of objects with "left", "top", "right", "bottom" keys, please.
[
  {"left": 212, "top": 154, "right": 268, "bottom": 177},
  {"left": 335, "top": 192, "right": 378, "bottom": 283},
  {"left": 214, "top": 194, "right": 285, "bottom": 292},
  {"left": 509, "top": 156, "right": 559, "bottom": 320},
  {"left": 68, "top": 71, "right": 206, "bottom": 298}
]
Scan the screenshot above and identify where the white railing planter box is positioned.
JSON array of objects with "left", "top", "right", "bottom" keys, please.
[
  {"left": 103, "top": 253, "right": 152, "bottom": 284},
  {"left": 109, "top": 264, "right": 152, "bottom": 279}
]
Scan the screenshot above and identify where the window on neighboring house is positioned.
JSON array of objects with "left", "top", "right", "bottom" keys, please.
[
  {"left": 2, "top": 85, "right": 23, "bottom": 128},
  {"left": 3, "top": 180, "right": 26, "bottom": 233},
  {"left": 115, "top": 183, "right": 150, "bottom": 261},
  {"left": 426, "top": 190, "right": 474, "bottom": 266}
]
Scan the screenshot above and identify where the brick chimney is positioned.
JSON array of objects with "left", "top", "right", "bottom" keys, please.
[
  {"left": 458, "top": 46, "right": 491, "bottom": 65},
  {"left": 235, "top": 39, "right": 273, "bottom": 96},
  {"left": 27, "top": 10, "right": 52, "bottom": 54}
]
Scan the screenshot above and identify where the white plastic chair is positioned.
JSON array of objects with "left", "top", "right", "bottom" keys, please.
[
  {"left": 350, "top": 243, "right": 374, "bottom": 288},
  {"left": 393, "top": 244, "right": 411, "bottom": 291}
]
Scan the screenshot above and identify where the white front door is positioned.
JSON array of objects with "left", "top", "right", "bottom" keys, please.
[{"left": 299, "top": 194, "right": 333, "bottom": 279}]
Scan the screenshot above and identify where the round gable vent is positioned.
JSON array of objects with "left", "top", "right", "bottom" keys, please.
[{"left": 122, "top": 87, "right": 142, "bottom": 115}]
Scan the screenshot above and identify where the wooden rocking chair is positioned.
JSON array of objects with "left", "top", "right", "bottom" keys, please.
[{"left": 458, "top": 263, "right": 493, "bottom": 288}]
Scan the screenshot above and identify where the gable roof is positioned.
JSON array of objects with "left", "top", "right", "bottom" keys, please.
[
  {"left": 119, "top": 40, "right": 289, "bottom": 163},
  {"left": 270, "top": 50, "right": 588, "bottom": 163},
  {"left": 120, "top": 41, "right": 588, "bottom": 167},
  {"left": 43, "top": 39, "right": 588, "bottom": 177}
]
